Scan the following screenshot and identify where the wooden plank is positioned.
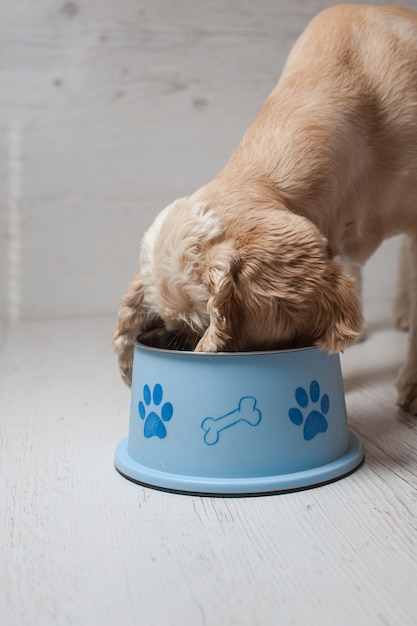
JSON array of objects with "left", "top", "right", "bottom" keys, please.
[
  {"left": 0, "top": 317, "right": 416, "bottom": 625},
  {"left": 1, "top": 0, "right": 411, "bottom": 319}
]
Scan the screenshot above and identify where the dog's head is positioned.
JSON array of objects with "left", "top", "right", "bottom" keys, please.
[{"left": 127, "top": 197, "right": 363, "bottom": 357}]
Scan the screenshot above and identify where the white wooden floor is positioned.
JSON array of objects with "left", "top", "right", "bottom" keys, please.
[
  {"left": 1, "top": 308, "right": 416, "bottom": 626},
  {"left": 1, "top": 0, "right": 417, "bottom": 624}
]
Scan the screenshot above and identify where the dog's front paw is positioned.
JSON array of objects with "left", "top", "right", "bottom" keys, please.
[{"left": 396, "top": 366, "right": 417, "bottom": 415}]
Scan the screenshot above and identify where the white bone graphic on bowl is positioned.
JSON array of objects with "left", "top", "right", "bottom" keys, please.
[{"left": 201, "top": 397, "right": 262, "bottom": 445}]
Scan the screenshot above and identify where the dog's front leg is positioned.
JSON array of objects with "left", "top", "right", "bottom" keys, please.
[
  {"left": 339, "top": 256, "right": 366, "bottom": 340},
  {"left": 340, "top": 258, "right": 363, "bottom": 303},
  {"left": 396, "top": 237, "right": 417, "bottom": 415}
]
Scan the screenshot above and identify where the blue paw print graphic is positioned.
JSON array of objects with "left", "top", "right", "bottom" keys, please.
[
  {"left": 289, "top": 380, "right": 329, "bottom": 441},
  {"left": 138, "top": 384, "right": 173, "bottom": 439}
]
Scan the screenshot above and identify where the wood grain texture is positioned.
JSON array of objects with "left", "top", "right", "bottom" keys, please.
[
  {"left": 0, "top": 316, "right": 416, "bottom": 626},
  {"left": 1, "top": 0, "right": 415, "bottom": 320},
  {"left": 1, "top": 2, "right": 417, "bottom": 624}
]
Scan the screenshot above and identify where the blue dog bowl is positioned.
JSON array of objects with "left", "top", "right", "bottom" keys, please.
[{"left": 114, "top": 337, "right": 364, "bottom": 495}]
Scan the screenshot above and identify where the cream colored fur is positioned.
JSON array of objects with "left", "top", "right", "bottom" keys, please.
[{"left": 113, "top": 4, "right": 417, "bottom": 413}]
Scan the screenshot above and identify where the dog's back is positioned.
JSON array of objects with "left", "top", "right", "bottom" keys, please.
[
  {"left": 114, "top": 5, "right": 417, "bottom": 414},
  {"left": 226, "top": 4, "right": 417, "bottom": 260}
]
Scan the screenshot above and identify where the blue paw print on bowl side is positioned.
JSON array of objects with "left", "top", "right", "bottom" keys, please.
[
  {"left": 138, "top": 384, "right": 173, "bottom": 439},
  {"left": 288, "top": 380, "right": 329, "bottom": 441}
]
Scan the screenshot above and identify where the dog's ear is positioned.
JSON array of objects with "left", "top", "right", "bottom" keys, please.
[
  {"left": 195, "top": 243, "right": 239, "bottom": 352},
  {"left": 315, "top": 261, "right": 364, "bottom": 353},
  {"left": 113, "top": 271, "right": 161, "bottom": 385}
]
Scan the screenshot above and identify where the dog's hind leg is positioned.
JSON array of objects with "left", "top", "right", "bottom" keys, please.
[
  {"left": 396, "top": 236, "right": 417, "bottom": 414},
  {"left": 394, "top": 236, "right": 412, "bottom": 331}
]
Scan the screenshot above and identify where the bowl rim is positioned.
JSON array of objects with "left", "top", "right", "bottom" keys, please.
[{"left": 133, "top": 336, "right": 320, "bottom": 357}]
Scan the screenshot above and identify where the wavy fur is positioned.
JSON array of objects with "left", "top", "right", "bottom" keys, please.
[{"left": 114, "top": 5, "right": 417, "bottom": 413}]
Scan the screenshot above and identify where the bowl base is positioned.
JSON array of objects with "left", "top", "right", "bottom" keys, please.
[{"left": 114, "top": 431, "right": 364, "bottom": 497}]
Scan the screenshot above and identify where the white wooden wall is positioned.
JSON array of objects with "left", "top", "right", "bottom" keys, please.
[{"left": 1, "top": 0, "right": 415, "bottom": 323}]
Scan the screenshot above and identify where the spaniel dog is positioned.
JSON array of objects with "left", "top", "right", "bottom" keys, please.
[{"left": 113, "top": 5, "right": 417, "bottom": 413}]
